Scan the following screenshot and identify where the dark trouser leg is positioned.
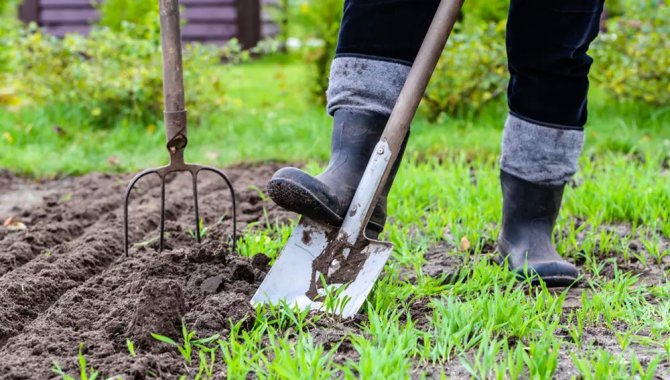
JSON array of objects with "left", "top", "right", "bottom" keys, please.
[
  {"left": 499, "top": 0, "right": 604, "bottom": 285},
  {"left": 328, "top": 0, "right": 440, "bottom": 116},
  {"left": 268, "top": 0, "right": 437, "bottom": 236}
]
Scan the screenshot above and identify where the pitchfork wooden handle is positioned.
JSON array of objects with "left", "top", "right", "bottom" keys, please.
[{"left": 159, "top": 0, "right": 188, "bottom": 153}]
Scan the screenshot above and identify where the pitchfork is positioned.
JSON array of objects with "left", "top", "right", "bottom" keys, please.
[{"left": 123, "top": 0, "right": 236, "bottom": 256}]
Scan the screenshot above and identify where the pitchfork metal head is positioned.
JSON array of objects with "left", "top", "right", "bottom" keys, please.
[{"left": 122, "top": 111, "right": 237, "bottom": 257}]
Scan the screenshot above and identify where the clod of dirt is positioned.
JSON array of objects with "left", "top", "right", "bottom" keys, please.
[
  {"left": 232, "top": 262, "right": 255, "bottom": 283},
  {"left": 185, "top": 292, "right": 255, "bottom": 334},
  {"left": 187, "top": 243, "right": 227, "bottom": 264},
  {"left": 251, "top": 253, "right": 271, "bottom": 270},
  {"left": 200, "top": 274, "right": 226, "bottom": 294},
  {"left": 127, "top": 279, "right": 186, "bottom": 349}
]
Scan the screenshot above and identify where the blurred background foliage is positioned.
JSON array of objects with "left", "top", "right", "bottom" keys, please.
[
  {"left": 591, "top": 1, "right": 670, "bottom": 107},
  {"left": 0, "top": 0, "right": 668, "bottom": 128},
  {"left": 96, "top": 0, "right": 159, "bottom": 35},
  {"left": 0, "top": 0, "right": 244, "bottom": 126}
]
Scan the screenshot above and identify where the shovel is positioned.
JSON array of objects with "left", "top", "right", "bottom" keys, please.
[{"left": 252, "top": 0, "right": 464, "bottom": 318}]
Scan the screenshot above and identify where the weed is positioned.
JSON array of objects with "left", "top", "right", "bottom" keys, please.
[
  {"left": 316, "top": 274, "right": 353, "bottom": 316},
  {"left": 126, "top": 339, "right": 136, "bottom": 358},
  {"left": 52, "top": 344, "right": 100, "bottom": 380},
  {"left": 187, "top": 217, "right": 210, "bottom": 241},
  {"left": 151, "top": 320, "right": 220, "bottom": 367}
]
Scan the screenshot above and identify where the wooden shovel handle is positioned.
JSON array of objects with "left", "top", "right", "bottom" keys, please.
[
  {"left": 351, "top": 0, "right": 464, "bottom": 237},
  {"left": 382, "top": 0, "right": 464, "bottom": 156}
]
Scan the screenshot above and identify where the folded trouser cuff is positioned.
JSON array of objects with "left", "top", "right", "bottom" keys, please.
[
  {"left": 500, "top": 113, "right": 584, "bottom": 186},
  {"left": 326, "top": 56, "right": 411, "bottom": 117}
]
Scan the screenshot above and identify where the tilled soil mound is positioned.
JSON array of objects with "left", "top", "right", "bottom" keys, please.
[{"left": 0, "top": 165, "right": 293, "bottom": 379}]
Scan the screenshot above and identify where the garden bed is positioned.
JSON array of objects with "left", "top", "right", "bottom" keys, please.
[
  {"left": 0, "top": 164, "right": 293, "bottom": 378},
  {"left": 0, "top": 164, "right": 668, "bottom": 378}
]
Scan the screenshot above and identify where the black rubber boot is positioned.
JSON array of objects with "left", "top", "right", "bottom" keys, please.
[
  {"left": 267, "top": 109, "right": 406, "bottom": 238},
  {"left": 497, "top": 170, "right": 579, "bottom": 286}
]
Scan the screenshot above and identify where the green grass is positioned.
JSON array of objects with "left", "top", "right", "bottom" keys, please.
[
  {"left": 5, "top": 54, "right": 669, "bottom": 378},
  {"left": 2, "top": 54, "right": 669, "bottom": 176}
]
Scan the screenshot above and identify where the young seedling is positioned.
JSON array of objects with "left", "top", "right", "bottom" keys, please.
[
  {"left": 135, "top": 232, "right": 171, "bottom": 248},
  {"left": 247, "top": 184, "right": 270, "bottom": 202},
  {"left": 126, "top": 339, "right": 136, "bottom": 358},
  {"left": 52, "top": 343, "right": 101, "bottom": 380},
  {"left": 187, "top": 217, "right": 209, "bottom": 240},
  {"left": 196, "top": 349, "right": 216, "bottom": 380},
  {"left": 151, "top": 319, "right": 220, "bottom": 367},
  {"left": 318, "top": 274, "right": 352, "bottom": 317},
  {"left": 218, "top": 320, "right": 267, "bottom": 379}
]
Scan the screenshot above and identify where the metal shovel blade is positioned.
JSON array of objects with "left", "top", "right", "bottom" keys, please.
[
  {"left": 251, "top": 217, "right": 393, "bottom": 318},
  {"left": 252, "top": 0, "right": 463, "bottom": 318}
]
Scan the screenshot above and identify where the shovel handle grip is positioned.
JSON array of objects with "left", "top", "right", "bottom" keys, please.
[{"left": 159, "top": 0, "right": 188, "bottom": 153}]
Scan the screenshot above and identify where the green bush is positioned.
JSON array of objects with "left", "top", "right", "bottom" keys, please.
[
  {"left": 591, "top": 3, "right": 669, "bottom": 106},
  {"left": 2, "top": 23, "right": 237, "bottom": 127},
  {"left": 96, "top": 0, "right": 159, "bottom": 36},
  {"left": 462, "top": 0, "right": 509, "bottom": 24},
  {"left": 423, "top": 22, "right": 508, "bottom": 121},
  {"left": 0, "top": 0, "right": 19, "bottom": 19}
]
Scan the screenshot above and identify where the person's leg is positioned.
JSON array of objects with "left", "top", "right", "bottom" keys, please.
[
  {"left": 268, "top": 0, "right": 439, "bottom": 237},
  {"left": 499, "top": 0, "right": 605, "bottom": 285}
]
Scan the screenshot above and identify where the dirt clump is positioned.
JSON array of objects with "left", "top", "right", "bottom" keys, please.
[{"left": 127, "top": 279, "right": 186, "bottom": 349}]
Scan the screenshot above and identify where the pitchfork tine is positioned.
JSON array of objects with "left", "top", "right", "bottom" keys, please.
[
  {"left": 198, "top": 167, "right": 237, "bottom": 251},
  {"left": 123, "top": 168, "right": 160, "bottom": 257},
  {"left": 158, "top": 177, "right": 167, "bottom": 251},
  {"left": 192, "top": 171, "right": 201, "bottom": 243}
]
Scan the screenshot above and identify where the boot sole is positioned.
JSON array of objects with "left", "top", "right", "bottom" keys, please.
[
  {"left": 493, "top": 254, "right": 579, "bottom": 288},
  {"left": 267, "top": 177, "right": 384, "bottom": 235},
  {"left": 517, "top": 272, "right": 579, "bottom": 288},
  {"left": 267, "top": 177, "right": 345, "bottom": 227}
]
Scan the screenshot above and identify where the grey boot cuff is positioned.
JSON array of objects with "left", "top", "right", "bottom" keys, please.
[
  {"left": 500, "top": 113, "right": 585, "bottom": 186},
  {"left": 326, "top": 56, "right": 411, "bottom": 117}
]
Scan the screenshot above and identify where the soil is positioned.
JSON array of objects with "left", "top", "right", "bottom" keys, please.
[
  {"left": 0, "top": 166, "right": 668, "bottom": 379},
  {"left": 0, "top": 164, "right": 294, "bottom": 379}
]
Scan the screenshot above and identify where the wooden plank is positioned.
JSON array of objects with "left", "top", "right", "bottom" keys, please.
[
  {"left": 261, "top": 9, "right": 273, "bottom": 21},
  {"left": 261, "top": 22, "right": 278, "bottom": 37},
  {"left": 41, "top": 8, "right": 99, "bottom": 23},
  {"left": 182, "top": 23, "right": 237, "bottom": 38},
  {"left": 18, "top": 0, "right": 40, "bottom": 23},
  {"left": 43, "top": 24, "right": 91, "bottom": 36},
  {"left": 181, "top": 0, "right": 235, "bottom": 5},
  {"left": 30, "top": 0, "right": 275, "bottom": 48},
  {"left": 40, "top": 0, "right": 95, "bottom": 8},
  {"left": 183, "top": 6, "right": 236, "bottom": 22}
]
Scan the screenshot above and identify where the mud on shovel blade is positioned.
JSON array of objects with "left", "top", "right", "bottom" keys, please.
[
  {"left": 251, "top": 218, "right": 393, "bottom": 318},
  {"left": 252, "top": 0, "right": 463, "bottom": 318}
]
